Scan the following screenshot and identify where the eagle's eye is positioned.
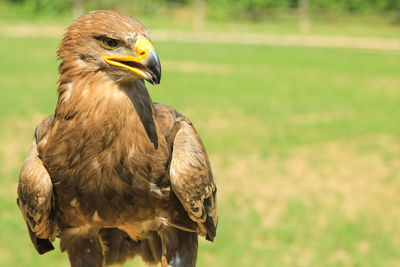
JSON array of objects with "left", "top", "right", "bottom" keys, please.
[{"left": 97, "top": 36, "right": 120, "bottom": 50}]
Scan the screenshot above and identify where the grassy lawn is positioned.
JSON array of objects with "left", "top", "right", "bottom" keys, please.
[
  {"left": 1, "top": 5, "right": 400, "bottom": 39},
  {"left": 136, "top": 11, "right": 400, "bottom": 38},
  {"left": 1, "top": 30, "right": 400, "bottom": 266}
]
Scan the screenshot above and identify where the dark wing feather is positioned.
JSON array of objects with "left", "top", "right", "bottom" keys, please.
[
  {"left": 154, "top": 103, "right": 218, "bottom": 241},
  {"left": 17, "top": 115, "right": 57, "bottom": 254},
  {"left": 100, "top": 228, "right": 162, "bottom": 266}
]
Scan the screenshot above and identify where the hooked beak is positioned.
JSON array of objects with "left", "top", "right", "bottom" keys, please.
[{"left": 103, "top": 37, "right": 161, "bottom": 85}]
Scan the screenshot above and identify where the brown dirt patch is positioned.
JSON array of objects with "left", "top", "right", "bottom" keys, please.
[
  {"left": 1, "top": 24, "right": 399, "bottom": 51},
  {"left": 211, "top": 134, "right": 400, "bottom": 228}
]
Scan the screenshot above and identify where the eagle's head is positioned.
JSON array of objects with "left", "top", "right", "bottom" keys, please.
[{"left": 57, "top": 10, "right": 161, "bottom": 85}]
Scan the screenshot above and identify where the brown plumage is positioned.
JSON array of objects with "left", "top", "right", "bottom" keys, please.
[{"left": 17, "top": 10, "right": 217, "bottom": 267}]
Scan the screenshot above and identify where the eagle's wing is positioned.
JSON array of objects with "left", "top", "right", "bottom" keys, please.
[
  {"left": 17, "top": 115, "right": 57, "bottom": 254},
  {"left": 154, "top": 104, "right": 218, "bottom": 241}
]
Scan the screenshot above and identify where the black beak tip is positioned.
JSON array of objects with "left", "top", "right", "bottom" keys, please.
[
  {"left": 147, "top": 78, "right": 159, "bottom": 85},
  {"left": 146, "top": 71, "right": 160, "bottom": 85},
  {"left": 154, "top": 69, "right": 161, "bottom": 84},
  {"left": 146, "top": 50, "right": 161, "bottom": 85}
]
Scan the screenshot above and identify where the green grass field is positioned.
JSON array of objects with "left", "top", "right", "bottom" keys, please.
[
  {"left": 1, "top": 24, "right": 400, "bottom": 266},
  {"left": 1, "top": 3, "right": 400, "bottom": 39}
]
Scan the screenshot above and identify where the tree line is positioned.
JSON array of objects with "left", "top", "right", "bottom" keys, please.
[{"left": 4, "top": 0, "right": 400, "bottom": 18}]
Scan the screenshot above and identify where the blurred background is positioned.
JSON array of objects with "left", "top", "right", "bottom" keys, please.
[{"left": 0, "top": 0, "right": 400, "bottom": 266}]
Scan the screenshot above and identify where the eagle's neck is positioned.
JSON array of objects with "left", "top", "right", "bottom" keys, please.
[
  {"left": 120, "top": 79, "right": 159, "bottom": 149},
  {"left": 55, "top": 71, "right": 159, "bottom": 149}
]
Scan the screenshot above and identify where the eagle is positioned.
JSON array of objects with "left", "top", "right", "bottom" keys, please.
[{"left": 17, "top": 10, "right": 217, "bottom": 267}]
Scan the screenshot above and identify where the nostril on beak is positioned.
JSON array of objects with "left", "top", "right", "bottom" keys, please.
[{"left": 135, "top": 37, "right": 154, "bottom": 59}]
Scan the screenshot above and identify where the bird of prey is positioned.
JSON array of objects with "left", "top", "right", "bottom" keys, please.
[{"left": 17, "top": 10, "right": 217, "bottom": 267}]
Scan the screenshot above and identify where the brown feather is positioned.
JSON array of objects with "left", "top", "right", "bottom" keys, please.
[
  {"left": 17, "top": 116, "right": 57, "bottom": 254},
  {"left": 156, "top": 104, "right": 218, "bottom": 241},
  {"left": 17, "top": 10, "right": 217, "bottom": 267}
]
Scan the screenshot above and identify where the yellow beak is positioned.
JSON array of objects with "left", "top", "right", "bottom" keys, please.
[{"left": 103, "top": 37, "right": 161, "bottom": 85}]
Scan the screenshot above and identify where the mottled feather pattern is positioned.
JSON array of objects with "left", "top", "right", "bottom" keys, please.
[
  {"left": 154, "top": 104, "right": 218, "bottom": 241},
  {"left": 17, "top": 10, "right": 217, "bottom": 267},
  {"left": 17, "top": 117, "right": 58, "bottom": 254}
]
